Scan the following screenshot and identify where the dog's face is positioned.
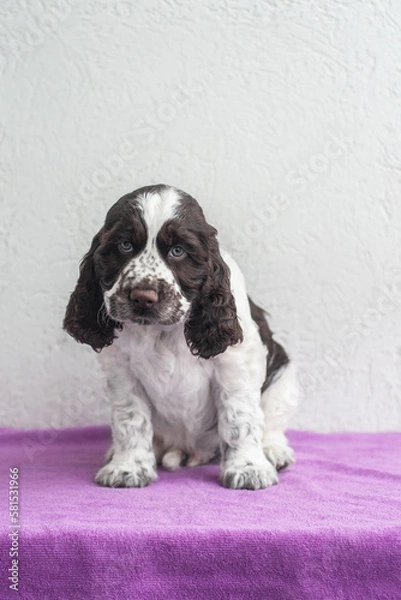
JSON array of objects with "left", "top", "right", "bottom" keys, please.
[
  {"left": 96, "top": 186, "right": 208, "bottom": 327},
  {"left": 64, "top": 185, "right": 243, "bottom": 358}
]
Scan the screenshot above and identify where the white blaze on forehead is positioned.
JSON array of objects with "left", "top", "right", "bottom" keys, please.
[
  {"left": 137, "top": 187, "right": 181, "bottom": 245},
  {"left": 103, "top": 186, "right": 190, "bottom": 319}
]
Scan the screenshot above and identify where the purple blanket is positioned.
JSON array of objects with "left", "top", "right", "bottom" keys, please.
[{"left": 1, "top": 426, "right": 400, "bottom": 599}]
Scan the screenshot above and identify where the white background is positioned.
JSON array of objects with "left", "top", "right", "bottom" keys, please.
[{"left": 1, "top": 0, "right": 400, "bottom": 431}]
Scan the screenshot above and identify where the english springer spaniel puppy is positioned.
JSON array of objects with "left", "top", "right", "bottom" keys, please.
[{"left": 64, "top": 184, "right": 298, "bottom": 490}]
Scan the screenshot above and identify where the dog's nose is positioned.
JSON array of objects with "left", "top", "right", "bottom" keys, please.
[{"left": 130, "top": 288, "right": 159, "bottom": 309}]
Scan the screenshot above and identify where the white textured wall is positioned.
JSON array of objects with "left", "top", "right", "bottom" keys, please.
[{"left": 1, "top": 0, "right": 400, "bottom": 432}]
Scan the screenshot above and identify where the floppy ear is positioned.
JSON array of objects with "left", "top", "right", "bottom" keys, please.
[
  {"left": 63, "top": 230, "right": 120, "bottom": 352},
  {"left": 184, "top": 230, "right": 243, "bottom": 359}
]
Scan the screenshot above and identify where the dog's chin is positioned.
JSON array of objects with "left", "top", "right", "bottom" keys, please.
[
  {"left": 113, "top": 312, "right": 186, "bottom": 328},
  {"left": 131, "top": 316, "right": 154, "bottom": 326},
  {"left": 106, "top": 300, "right": 188, "bottom": 328},
  {"left": 138, "top": 314, "right": 185, "bottom": 327}
]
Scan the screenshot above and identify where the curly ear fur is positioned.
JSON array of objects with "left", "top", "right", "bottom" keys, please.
[
  {"left": 63, "top": 230, "right": 120, "bottom": 352},
  {"left": 185, "top": 233, "right": 243, "bottom": 359}
]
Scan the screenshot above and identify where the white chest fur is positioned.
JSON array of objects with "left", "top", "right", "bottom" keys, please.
[{"left": 105, "top": 322, "right": 217, "bottom": 444}]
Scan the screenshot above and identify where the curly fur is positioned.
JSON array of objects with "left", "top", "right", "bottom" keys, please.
[
  {"left": 63, "top": 184, "right": 298, "bottom": 490},
  {"left": 184, "top": 240, "right": 243, "bottom": 358},
  {"left": 63, "top": 231, "right": 121, "bottom": 351}
]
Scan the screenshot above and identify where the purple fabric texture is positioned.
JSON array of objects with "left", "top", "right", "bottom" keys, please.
[{"left": 1, "top": 426, "right": 400, "bottom": 600}]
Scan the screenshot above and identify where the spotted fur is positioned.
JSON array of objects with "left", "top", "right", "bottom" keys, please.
[{"left": 64, "top": 184, "right": 298, "bottom": 489}]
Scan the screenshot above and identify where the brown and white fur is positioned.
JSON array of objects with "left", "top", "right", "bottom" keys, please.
[{"left": 64, "top": 184, "right": 298, "bottom": 490}]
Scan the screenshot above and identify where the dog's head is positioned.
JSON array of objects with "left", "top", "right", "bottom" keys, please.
[{"left": 63, "top": 184, "right": 243, "bottom": 358}]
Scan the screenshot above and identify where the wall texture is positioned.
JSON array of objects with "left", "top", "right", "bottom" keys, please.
[{"left": 1, "top": 0, "right": 400, "bottom": 432}]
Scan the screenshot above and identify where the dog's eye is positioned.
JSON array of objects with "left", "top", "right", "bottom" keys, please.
[
  {"left": 119, "top": 241, "right": 133, "bottom": 253},
  {"left": 169, "top": 246, "right": 186, "bottom": 259}
]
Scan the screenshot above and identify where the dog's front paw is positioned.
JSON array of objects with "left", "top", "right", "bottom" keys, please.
[
  {"left": 95, "top": 460, "right": 157, "bottom": 488},
  {"left": 264, "top": 443, "right": 295, "bottom": 471},
  {"left": 221, "top": 458, "right": 278, "bottom": 490}
]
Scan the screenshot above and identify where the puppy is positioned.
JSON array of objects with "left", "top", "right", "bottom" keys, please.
[{"left": 64, "top": 184, "right": 298, "bottom": 489}]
